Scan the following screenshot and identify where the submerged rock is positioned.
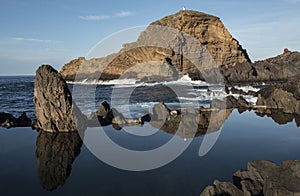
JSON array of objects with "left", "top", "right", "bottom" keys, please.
[{"left": 34, "top": 65, "right": 87, "bottom": 132}]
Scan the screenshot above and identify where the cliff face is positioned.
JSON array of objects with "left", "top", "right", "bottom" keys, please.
[
  {"left": 221, "top": 50, "right": 300, "bottom": 85},
  {"left": 59, "top": 10, "right": 250, "bottom": 81},
  {"left": 150, "top": 10, "right": 251, "bottom": 67}
]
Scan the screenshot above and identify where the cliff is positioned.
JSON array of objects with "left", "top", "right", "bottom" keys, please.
[
  {"left": 59, "top": 10, "right": 251, "bottom": 82},
  {"left": 221, "top": 49, "right": 300, "bottom": 85}
]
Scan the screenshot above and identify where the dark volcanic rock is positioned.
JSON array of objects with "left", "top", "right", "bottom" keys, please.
[
  {"left": 256, "top": 76, "right": 300, "bottom": 114},
  {"left": 222, "top": 50, "right": 300, "bottom": 85},
  {"left": 34, "top": 65, "right": 87, "bottom": 132},
  {"left": 16, "top": 112, "right": 32, "bottom": 127},
  {"left": 96, "top": 101, "right": 111, "bottom": 118},
  {"left": 36, "top": 131, "right": 82, "bottom": 191},
  {"left": 0, "top": 112, "right": 17, "bottom": 128},
  {"left": 201, "top": 160, "right": 300, "bottom": 196},
  {"left": 0, "top": 112, "right": 34, "bottom": 128}
]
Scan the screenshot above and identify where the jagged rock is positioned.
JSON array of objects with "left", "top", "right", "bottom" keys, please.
[
  {"left": 59, "top": 10, "right": 250, "bottom": 82},
  {"left": 0, "top": 112, "right": 17, "bottom": 128},
  {"left": 211, "top": 95, "right": 239, "bottom": 109},
  {"left": 222, "top": 50, "right": 300, "bottom": 85},
  {"left": 152, "top": 102, "right": 170, "bottom": 121},
  {"left": 201, "top": 160, "right": 300, "bottom": 196},
  {"left": 34, "top": 65, "right": 87, "bottom": 132},
  {"left": 256, "top": 76, "right": 300, "bottom": 114},
  {"left": 0, "top": 112, "right": 35, "bottom": 128},
  {"left": 96, "top": 101, "right": 111, "bottom": 118},
  {"left": 200, "top": 180, "right": 244, "bottom": 196},
  {"left": 111, "top": 108, "right": 126, "bottom": 126},
  {"left": 36, "top": 131, "right": 82, "bottom": 191},
  {"left": 16, "top": 112, "right": 32, "bottom": 127}
]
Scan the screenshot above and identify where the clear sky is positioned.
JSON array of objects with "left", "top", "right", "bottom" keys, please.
[{"left": 0, "top": 0, "right": 299, "bottom": 75}]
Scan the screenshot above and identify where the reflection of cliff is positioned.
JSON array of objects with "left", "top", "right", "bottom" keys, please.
[{"left": 36, "top": 131, "right": 82, "bottom": 191}]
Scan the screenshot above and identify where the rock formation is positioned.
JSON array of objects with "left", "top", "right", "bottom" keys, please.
[
  {"left": 256, "top": 75, "right": 300, "bottom": 114},
  {"left": 0, "top": 112, "right": 33, "bottom": 128},
  {"left": 36, "top": 131, "right": 82, "bottom": 191},
  {"left": 222, "top": 50, "right": 300, "bottom": 85},
  {"left": 200, "top": 160, "right": 300, "bottom": 196},
  {"left": 34, "top": 65, "right": 87, "bottom": 132},
  {"left": 59, "top": 10, "right": 250, "bottom": 82}
]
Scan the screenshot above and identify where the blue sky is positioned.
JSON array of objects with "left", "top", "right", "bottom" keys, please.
[{"left": 0, "top": 0, "right": 299, "bottom": 75}]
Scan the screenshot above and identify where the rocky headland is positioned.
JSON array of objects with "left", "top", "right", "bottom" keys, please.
[
  {"left": 59, "top": 10, "right": 300, "bottom": 86},
  {"left": 59, "top": 10, "right": 251, "bottom": 82}
]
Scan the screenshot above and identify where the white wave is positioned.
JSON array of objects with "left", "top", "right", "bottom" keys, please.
[
  {"left": 232, "top": 86, "right": 261, "bottom": 93},
  {"left": 68, "top": 74, "right": 210, "bottom": 87},
  {"left": 68, "top": 78, "right": 140, "bottom": 85}
]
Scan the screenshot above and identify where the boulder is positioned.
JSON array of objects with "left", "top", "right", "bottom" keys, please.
[
  {"left": 34, "top": 65, "right": 87, "bottom": 132},
  {"left": 200, "top": 180, "right": 243, "bottom": 196},
  {"left": 96, "top": 101, "right": 111, "bottom": 118},
  {"left": 210, "top": 95, "right": 239, "bottom": 109},
  {"left": 0, "top": 112, "right": 17, "bottom": 128},
  {"left": 256, "top": 76, "right": 300, "bottom": 114},
  {"left": 200, "top": 160, "right": 300, "bottom": 196},
  {"left": 16, "top": 112, "right": 32, "bottom": 127},
  {"left": 152, "top": 102, "right": 170, "bottom": 121}
]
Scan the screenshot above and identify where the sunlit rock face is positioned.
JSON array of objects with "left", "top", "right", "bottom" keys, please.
[
  {"left": 34, "top": 65, "right": 87, "bottom": 132},
  {"left": 59, "top": 10, "right": 250, "bottom": 82}
]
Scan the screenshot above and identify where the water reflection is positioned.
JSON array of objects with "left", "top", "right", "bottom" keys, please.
[
  {"left": 36, "top": 131, "right": 82, "bottom": 191},
  {"left": 256, "top": 110, "right": 300, "bottom": 127},
  {"left": 150, "top": 108, "right": 233, "bottom": 138},
  {"left": 34, "top": 102, "right": 300, "bottom": 191}
]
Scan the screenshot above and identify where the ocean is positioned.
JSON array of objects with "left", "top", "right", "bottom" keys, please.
[{"left": 0, "top": 76, "right": 300, "bottom": 195}]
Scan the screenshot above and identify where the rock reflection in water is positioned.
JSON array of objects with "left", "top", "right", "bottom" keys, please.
[
  {"left": 36, "top": 131, "right": 82, "bottom": 191},
  {"left": 150, "top": 108, "right": 233, "bottom": 138}
]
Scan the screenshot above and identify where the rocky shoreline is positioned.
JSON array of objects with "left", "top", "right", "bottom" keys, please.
[
  {"left": 200, "top": 160, "right": 300, "bottom": 196},
  {"left": 1, "top": 9, "right": 300, "bottom": 195}
]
